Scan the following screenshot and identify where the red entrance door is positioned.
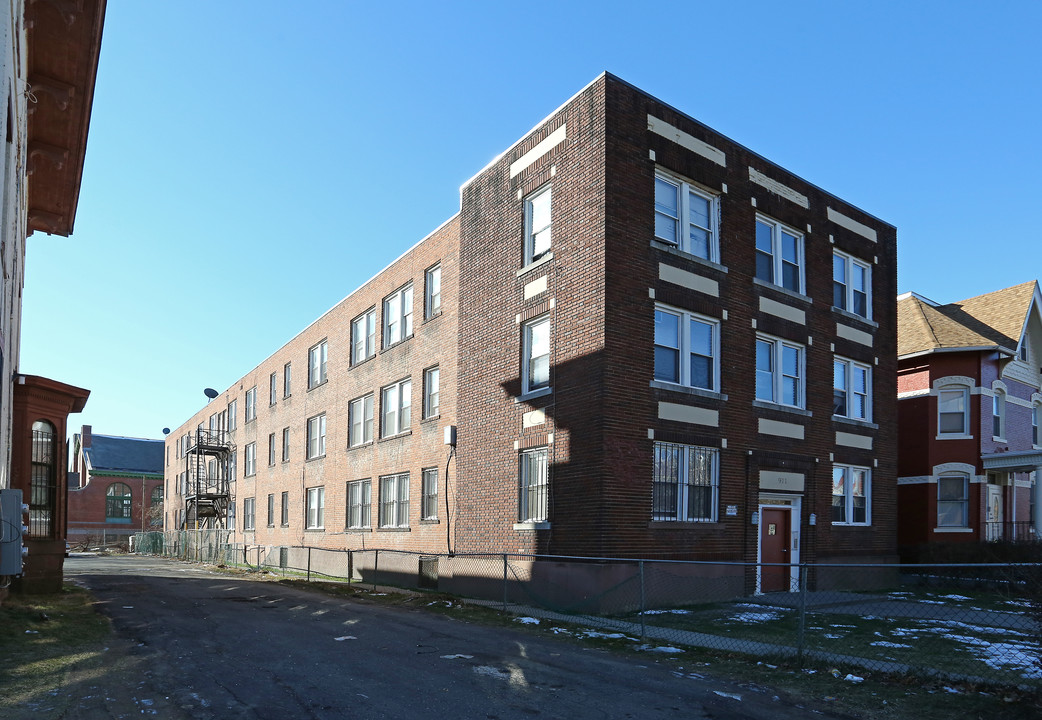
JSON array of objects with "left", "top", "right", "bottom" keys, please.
[{"left": 760, "top": 507, "right": 791, "bottom": 593}]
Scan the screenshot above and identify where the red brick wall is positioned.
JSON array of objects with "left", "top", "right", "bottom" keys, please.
[{"left": 68, "top": 471, "right": 163, "bottom": 540}]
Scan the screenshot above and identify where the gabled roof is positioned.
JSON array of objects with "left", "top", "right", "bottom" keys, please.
[
  {"left": 898, "top": 280, "right": 1040, "bottom": 358},
  {"left": 85, "top": 434, "right": 164, "bottom": 476}
]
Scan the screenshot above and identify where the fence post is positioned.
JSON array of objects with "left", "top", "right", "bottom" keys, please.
[
  {"left": 502, "top": 554, "right": 509, "bottom": 613},
  {"left": 639, "top": 560, "right": 647, "bottom": 645},
  {"left": 307, "top": 547, "right": 312, "bottom": 582},
  {"left": 797, "top": 563, "right": 808, "bottom": 667}
]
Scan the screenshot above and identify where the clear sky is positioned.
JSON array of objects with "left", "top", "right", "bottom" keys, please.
[{"left": 19, "top": 0, "right": 1042, "bottom": 443}]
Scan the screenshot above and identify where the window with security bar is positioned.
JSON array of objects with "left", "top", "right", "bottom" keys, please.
[
  {"left": 29, "top": 420, "right": 57, "bottom": 536},
  {"left": 652, "top": 442, "right": 718, "bottom": 522}
]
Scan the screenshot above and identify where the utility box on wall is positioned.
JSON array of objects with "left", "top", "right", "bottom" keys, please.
[{"left": 0, "top": 489, "right": 27, "bottom": 575}]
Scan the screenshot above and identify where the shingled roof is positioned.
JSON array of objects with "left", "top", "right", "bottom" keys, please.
[
  {"left": 85, "top": 434, "right": 164, "bottom": 476},
  {"left": 898, "top": 280, "right": 1039, "bottom": 358}
]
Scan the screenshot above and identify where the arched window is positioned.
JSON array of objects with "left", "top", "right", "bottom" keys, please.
[
  {"left": 30, "top": 420, "right": 57, "bottom": 537},
  {"left": 106, "top": 483, "right": 133, "bottom": 523}
]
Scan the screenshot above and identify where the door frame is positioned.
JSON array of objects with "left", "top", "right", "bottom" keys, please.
[{"left": 756, "top": 494, "right": 802, "bottom": 594}]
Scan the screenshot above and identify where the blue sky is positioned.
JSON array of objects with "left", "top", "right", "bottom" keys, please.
[{"left": 19, "top": 1, "right": 1042, "bottom": 442}]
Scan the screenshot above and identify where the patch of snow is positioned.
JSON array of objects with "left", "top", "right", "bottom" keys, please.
[
  {"left": 729, "top": 611, "right": 782, "bottom": 624},
  {"left": 871, "top": 641, "right": 912, "bottom": 649},
  {"left": 939, "top": 594, "right": 971, "bottom": 601},
  {"left": 943, "top": 686, "right": 961, "bottom": 694},
  {"left": 577, "top": 630, "right": 633, "bottom": 640},
  {"left": 713, "top": 690, "right": 742, "bottom": 700},
  {"left": 333, "top": 636, "right": 357, "bottom": 641},
  {"left": 514, "top": 616, "right": 540, "bottom": 625},
  {"left": 844, "top": 674, "right": 864, "bottom": 683},
  {"left": 822, "top": 634, "right": 844, "bottom": 639},
  {"left": 441, "top": 654, "right": 474, "bottom": 660},
  {"left": 641, "top": 609, "right": 692, "bottom": 615},
  {"left": 638, "top": 644, "right": 684, "bottom": 653}
]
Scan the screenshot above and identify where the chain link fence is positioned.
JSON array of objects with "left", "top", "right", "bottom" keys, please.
[{"left": 133, "top": 531, "right": 1041, "bottom": 689}]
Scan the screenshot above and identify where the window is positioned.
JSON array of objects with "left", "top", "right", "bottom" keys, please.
[
  {"left": 227, "top": 501, "right": 235, "bottom": 529},
  {"left": 381, "top": 379, "right": 412, "bottom": 437},
  {"left": 423, "top": 366, "right": 440, "bottom": 418},
  {"left": 518, "top": 448, "right": 548, "bottom": 522},
  {"left": 351, "top": 309, "right": 377, "bottom": 364},
  {"left": 282, "top": 427, "right": 290, "bottom": 462},
  {"left": 228, "top": 450, "right": 237, "bottom": 481},
  {"left": 347, "top": 480, "right": 371, "bottom": 529},
  {"left": 150, "top": 487, "right": 163, "bottom": 527},
  {"left": 267, "top": 493, "right": 275, "bottom": 527},
  {"left": 993, "top": 390, "right": 1006, "bottom": 439},
  {"left": 280, "top": 491, "right": 289, "bottom": 526},
  {"left": 832, "top": 465, "right": 870, "bottom": 525},
  {"left": 379, "top": 473, "right": 409, "bottom": 528},
  {"left": 284, "top": 362, "right": 292, "bottom": 397},
  {"left": 653, "top": 171, "right": 718, "bottom": 261},
  {"left": 350, "top": 394, "right": 374, "bottom": 446},
  {"left": 268, "top": 433, "right": 276, "bottom": 466},
  {"left": 755, "top": 216, "right": 803, "bottom": 294},
  {"left": 833, "top": 251, "right": 871, "bottom": 318},
  {"left": 654, "top": 306, "right": 718, "bottom": 390},
  {"left": 1033, "top": 405, "right": 1039, "bottom": 445},
  {"left": 228, "top": 400, "right": 238, "bottom": 431},
  {"left": 425, "top": 264, "right": 441, "bottom": 318},
  {"left": 307, "top": 413, "right": 327, "bottom": 459},
  {"left": 306, "top": 486, "right": 325, "bottom": 529},
  {"left": 421, "top": 468, "right": 438, "bottom": 521},
  {"left": 245, "top": 442, "right": 256, "bottom": 476},
  {"left": 243, "top": 497, "right": 255, "bottom": 531},
  {"left": 938, "top": 385, "right": 969, "bottom": 435},
  {"left": 29, "top": 420, "right": 57, "bottom": 536},
  {"left": 755, "top": 336, "right": 804, "bottom": 408},
  {"left": 524, "top": 184, "right": 552, "bottom": 265},
  {"left": 105, "top": 482, "right": 132, "bottom": 523},
  {"left": 833, "top": 358, "right": 871, "bottom": 420},
  {"left": 383, "top": 285, "right": 414, "bottom": 347},
  {"left": 245, "top": 387, "right": 257, "bottom": 422},
  {"left": 652, "top": 443, "right": 718, "bottom": 522},
  {"left": 522, "top": 315, "right": 551, "bottom": 394},
  {"left": 937, "top": 475, "right": 969, "bottom": 527},
  {"left": 269, "top": 372, "right": 278, "bottom": 405},
  {"left": 308, "top": 340, "right": 328, "bottom": 389}
]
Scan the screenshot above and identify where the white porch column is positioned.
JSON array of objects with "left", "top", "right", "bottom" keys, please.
[{"left": 1034, "top": 466, "right": 1042, "bottom": 538}]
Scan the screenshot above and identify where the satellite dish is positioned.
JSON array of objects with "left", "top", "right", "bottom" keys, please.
[
  {"left": 162, "top": 427, "right": 170, "bottom": 435},
  {"left": 203, "top": 388, "right": 219, "bottom": 399}
]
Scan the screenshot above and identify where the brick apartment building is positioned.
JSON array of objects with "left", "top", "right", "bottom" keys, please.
[
  {"left": 68, "top": 426, "right": 164, "bottom": 546},
  {"left": 166, "top": 73, "right": 897, "bottom": 593}
]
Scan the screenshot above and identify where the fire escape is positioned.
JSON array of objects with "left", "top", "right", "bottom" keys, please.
[{"left": 183, "top": 428, "right": 233, "bottom": 529}]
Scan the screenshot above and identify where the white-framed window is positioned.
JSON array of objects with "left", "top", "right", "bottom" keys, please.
[
  {"left": 243, "top": 497, "right": 255, "bottom": 531},
  {"left": 308, "top": 340, "right": 328, "bottom": 389},
  {"left": 522, "top": 315, "right": 551, "bottom": 394},
  {"left": 937, "top": 474, "right": 969, "bottom": 527},
  {"left": 993, "top": 390, "right": 1006, "bottom": 439},
  {"left": 379, "top": 473, "right": 409, "bottom": 528},
  {"left": 832, "top": 465, "right": 870, "bottom": 525},
  {"left": 938, "top": 385, "right": 970, "bottom": 435},
  {"left": 518, "top": 447, "right": 549, "bottom": 523},
  {"left": 421, "top": 467, "right": 438, "bottom": 521},
  {"left": 755, "top": 216, "right": 804, "bottom": 294},
  {"left": 267, "top": 493, "right": 275, "bottom": 527},
  {"left": 347, "top": 479, "right": 371, "bottom": 529},
  {"left": 349, "top": 393, "right": 374, "bottom": 446},
  {"left": 1033, "top": 404, "right": 1039, "bottom": 445},
  {"left": 245, "top": 387, "right": 257, "bottom": 422},
  {"left": 383, "top": 284, "right": 414, "bottom": 347},
  {"left": 280, "top": 491, "right": 289, "bottom": 526},
  {"left": 268, "top": 433, "right": 276, "bottom": 466},
  {"left": 306, "top": 413, "right": 326, "bottom": 460},
  {"left": 425, "top": 264, "right": 441, "bottom": 319},
  {"left": 523, "top": 184, "right": 552, "bottom": 266},
  {"left": 351, "top": 308, "right": 377, "bottom": 364},
  {"left": 833, "top": 251, "right": 871, "bottom": 319},
  {"left": 833, "top": 358, "right": 871, "bottom": 420},
  {"left": 269, "top": 372, "right": 278, "bottom": 405},
  {"left": 228, "top": 400, "right": 238, "bottom": 431},
  {"left": 228, "top": 451, "right": 237, "bottom": 481},
  {"left": 306, "top": 486, "right": 325, "bottom": 530},
  {"left": 284, "top": 362, "right": 292, "bottom": 397},
  {"left": 654, "top": 305, "right": 718, "bottom": 391},
  {"left": 652, "top": 442, "right": 718, "bottom": 522},
  {"left": 244, "top": 442, "right": 256, "bottom": 477},
  {"left": 755, "top": 335, "right": 804, "bottom": 408},
  {"left": 423, "top": 366, "right": 440, "bottom": 419},
  {"left": 653, "top": 170, "right": 719, "bottom": 261},
  {"left": 381, "top": 379, "right": 412, "bottom": 437},
  {"left": 281, "top": 426, "right": 290, "bottom": 462}
]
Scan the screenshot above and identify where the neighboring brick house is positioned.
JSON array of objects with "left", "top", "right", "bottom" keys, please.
[
  {"left": 897, "top": 281, "right": 1042, "bottom": 554},
  {"left": 68, "top": 426, "right": 165, "bottom": 545},
  {"left": 167, "top": 73, "right": 897, "bottom": 593}
]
